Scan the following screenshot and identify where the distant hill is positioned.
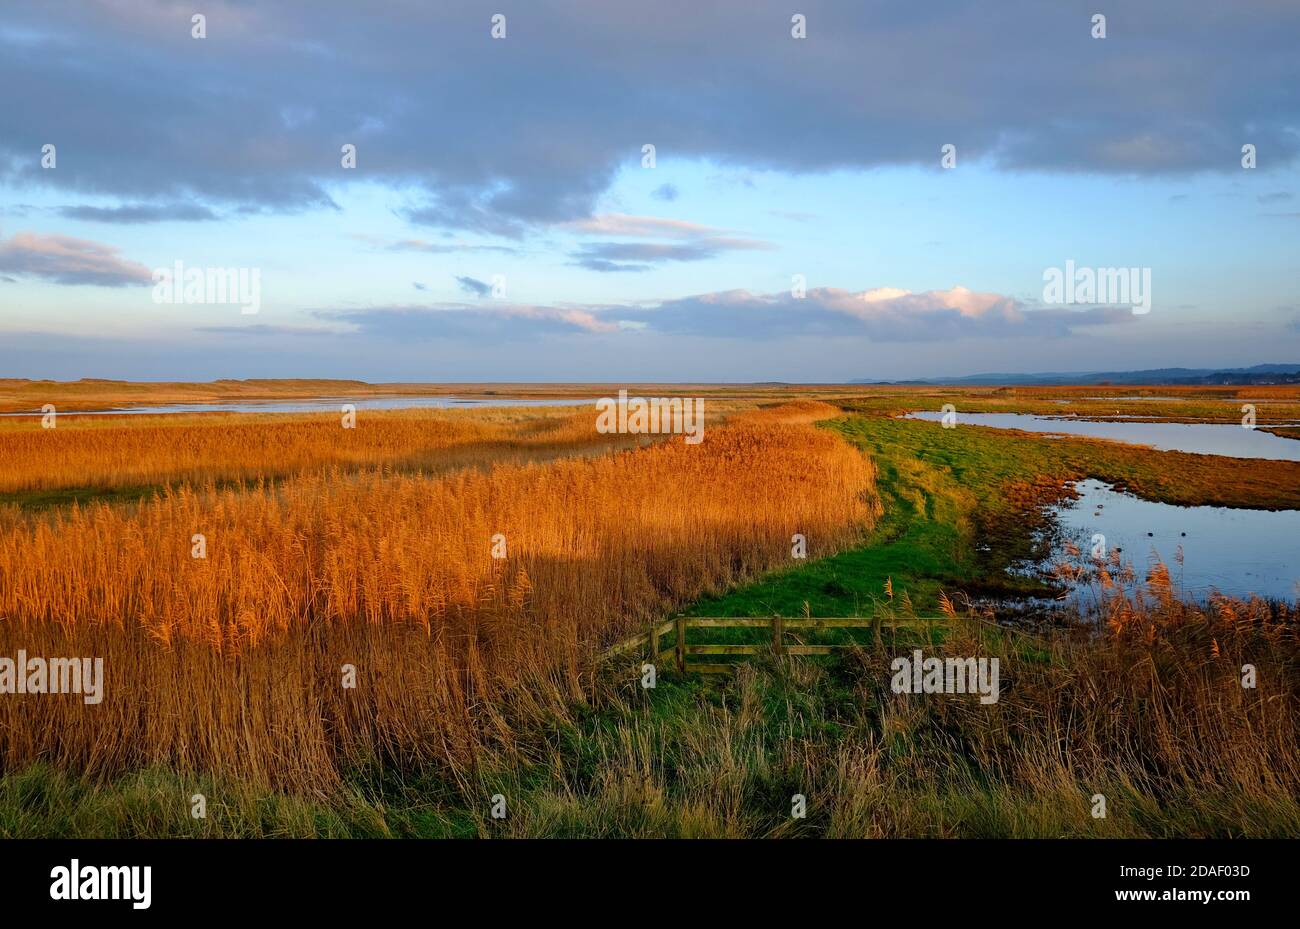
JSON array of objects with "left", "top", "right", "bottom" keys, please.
[{"left": 854, "top": 364, "right": 1300, "bottom": 386}]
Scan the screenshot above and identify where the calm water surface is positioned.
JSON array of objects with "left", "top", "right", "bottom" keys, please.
[
  {"left": 1049, "top": 480, "right": 1300, "bottom": 604},
  {"left": 1, "top": 396, "right": 597, "bottom": 416},
  {"left": 905, "top": 410, "right": 1300, "bottom": 461}
]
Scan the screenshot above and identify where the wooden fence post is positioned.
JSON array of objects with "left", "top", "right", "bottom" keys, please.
[
  {"left": 647, "top": 622, "right": 657, "bottom": 665},
  {"left": 675, "top": 615, "right": 686, "bottom": 672},
  {"left": 773, "top": 614, "right": 785, "bottom": 657}
]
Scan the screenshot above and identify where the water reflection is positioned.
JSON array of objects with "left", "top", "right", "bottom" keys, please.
[
  {"left": 905, "top": 410, "right": 1300, "bottom": 461},
  {"left": 1, "top": 396, "right": 597, "bottom": 416},
  {"left": 1049, "top": 480, "right": 1300, "bottom": 604}
]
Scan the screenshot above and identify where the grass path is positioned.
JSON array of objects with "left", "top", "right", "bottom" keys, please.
[{"left": 695, "top": 413, "right": 1300, "bottom": 624}]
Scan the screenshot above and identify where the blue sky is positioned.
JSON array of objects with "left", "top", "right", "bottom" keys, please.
[{"left": 2, "top": 1, "right": 1298, "bottom": 381}]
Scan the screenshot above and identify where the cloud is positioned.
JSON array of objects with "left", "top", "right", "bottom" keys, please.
[
  {"left": 412, "top": 282, "right": 427, "bottom": 291},
  {"left": 651, "top": 184, "right": 679, "bottom": 202},
  {"left": 1257, "top": 192, "right": 1294, "bottom": 204},
  {"left": 455, "top": 275, "right": 492, "bottom": 297},
  {"left": 615, "top": 286, "right": 1137, "bottom": 341},
  {"left": 197, "top": 324, "right": 340, "bottom": 337},
  {"left": 570, "top": 238, "right": 771, "bottom": 272},
  {"left": 58, "top": 202, "right": 219, "bottom": 223},
  {"left": 380, "top": 237, "right": 518, "bottom": 255},
  {"left": 575, "top": 239, "right": 767, "bottom": 272},
  {"left": 0, "top": 229, "right": 152, "bottom": 286},
  {"left": 569, "top": 258, "right": 652, "bottom": 273},
  {"left": 313, "top": 303, "right": 618, "bottom": 340},
  {"left": 563, "top": 213, "right": 723, "bottom": 239},
  {"left": 4, "top": 1, "right": 1296, "bottom": 235},
  {"left": 563, "top": 213, "right": 772, "bottom": 271},
  {"left": 300, "top": 284, "right": 1134, "bottom": 344},
  {"left": 397, "top": 172, "right": 616, "bottom": 238}
]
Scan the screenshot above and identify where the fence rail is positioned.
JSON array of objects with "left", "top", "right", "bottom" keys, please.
[{"left": 603, "top": 614, "right": 947, "bottom": 674}]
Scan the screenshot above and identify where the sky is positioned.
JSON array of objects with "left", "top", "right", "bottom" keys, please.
[{"left": 1, "top": 0, "right": 1298, "bottom": 383}]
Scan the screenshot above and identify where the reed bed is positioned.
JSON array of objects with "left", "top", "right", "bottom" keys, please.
[
  {"left": 476, "top": 579, "right": 1299, "bottom": 838},
  {"left": 0, "top": 412, "right": 880, "bottom": 789},
  {"left": 0, "top": 406, "right": 636, "bottom": 494},
  {"left": 843, "top": 581, "right": 1300, "bottom": 836}
]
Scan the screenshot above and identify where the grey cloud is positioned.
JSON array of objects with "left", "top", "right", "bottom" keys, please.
[
  {"left": 0, "top": 229, "right": 152, "bottom": 286},
  {"left": 303, "top": 285, "right": 1136, "bottom": 344},
  {"left": 1258, "top": 192, "right": 1294, "bottom": 204},
  {"left": 382, "top": 238, "right": 519, "bottom": 255},
  {"left": 616, "top": 286, "right": 1138, "bottom": 341},
  {"left": 58, "top": 202, "right": 219, "bottom": 223},
  {"left": 3, "top": 1, "right": 1296, "bottom": 236},
  {"left": 570, "top": 237, "right": 771, "bottom": 272},
  {"left": 313, "top": 303, "right": 617, "bottom": 340},
  {"left": 397, "top": 170, "right": 617, "bottom": 238},
  {"left": 456, "top": 275, "right": 491, "bottom": 297},
  {"left": 198, "top": 324, "right": 341, "bottom": 337},
  {"left": 571, "top": 258, "right": 652, "bottom": 273},
  {"left": 651, "top": 184, "right": 679, "bottom": 202},
  {"left": 234, "top": 197, "right": 339, "bottom": 216}
]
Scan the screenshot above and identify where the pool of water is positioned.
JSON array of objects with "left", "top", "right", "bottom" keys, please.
[
  {"left": 1048, "top": 480, "right": 1300, "bottom": 604},
  {"left": 1082, "top": 396, "right": 1293, "bottom": 402},
  {"left": 905, "top": 410, "right": 1300, "bottom": 461},
  {"left": 1081, "top": 396, "right": 1218, "bottom": 402},
  {"left": 0, "top": 396, "right": 597, "bottom": 416}
]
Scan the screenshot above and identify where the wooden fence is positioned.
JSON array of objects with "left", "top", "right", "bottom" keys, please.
[{"left": 603, "top": 615, "right": 946, "bottom": 675}]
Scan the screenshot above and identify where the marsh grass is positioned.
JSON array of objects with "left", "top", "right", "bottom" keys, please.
[
  {"left": 0, "top": 407, "right": 878, "bottom": 791},
  {"left": 8, "top": 584, "right": 1294, "bottom": 838},
  {"left": 421, "top": 586, "right": 1300, "bottom": 839},
  {"left": 0, "top": 406, "right": 635, "bottom": 495},
  {"left": 2, "top": 403, "right": 1295, "bottom": 838}
]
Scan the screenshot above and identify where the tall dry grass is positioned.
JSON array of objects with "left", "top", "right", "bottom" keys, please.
[
  {"left": 0, "top": 406, "right": 641, "bottom": 494},
  {"left": 0, "top": 413, "right": 879, "bottom": 789},
  {"left": 845, "top": 583, "right": 1300, "bottom": 836},
  {"left": 481, "top": 578, "right": 1299, "bottom": 838}
]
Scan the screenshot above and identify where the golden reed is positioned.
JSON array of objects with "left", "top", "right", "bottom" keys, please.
[
  {"left": 0, "top": 408, "right": 879, "bottom": 789},
  {"left": 0, "top": 406, "right": 637, "bottom": 494}
]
